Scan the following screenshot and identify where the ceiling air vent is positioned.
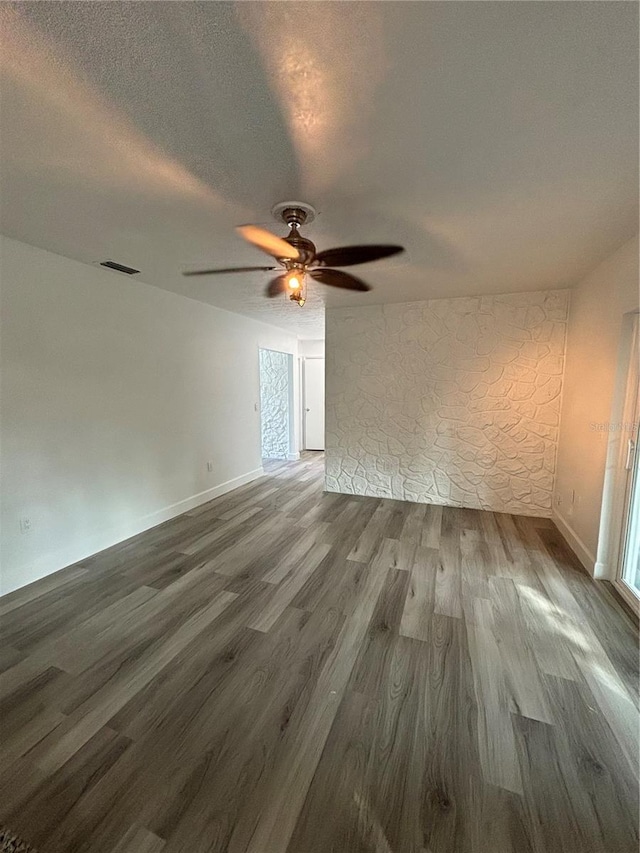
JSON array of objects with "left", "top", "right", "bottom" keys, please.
[{"left": 100, "top": 260, "right": 140, "bottom": 275}]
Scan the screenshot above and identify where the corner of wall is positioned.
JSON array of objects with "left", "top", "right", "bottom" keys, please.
[{"left": 552, "top": 508, "right": 596, "bottom": 576}]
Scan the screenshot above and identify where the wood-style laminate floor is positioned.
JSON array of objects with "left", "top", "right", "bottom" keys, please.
[{"left": 1, "top": 453, "right": 638, "bottom": 853}]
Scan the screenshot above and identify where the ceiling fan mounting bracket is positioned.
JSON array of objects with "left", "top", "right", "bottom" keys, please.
[{"left": 271, "top": 201, "right": 316, "bottom": 229}]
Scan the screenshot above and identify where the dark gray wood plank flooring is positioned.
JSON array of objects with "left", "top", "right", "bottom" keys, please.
[{"left": 0, "top": 453, "right": 637, "bottom": 852}]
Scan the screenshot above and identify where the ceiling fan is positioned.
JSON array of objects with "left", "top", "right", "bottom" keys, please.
[{"left": 183, "top": 201, "right": 404, "bottom": 306}]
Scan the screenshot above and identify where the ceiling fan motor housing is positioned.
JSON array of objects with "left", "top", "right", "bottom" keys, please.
[{"left": 283, "top": 231, "right": 316, "bottom": 266}]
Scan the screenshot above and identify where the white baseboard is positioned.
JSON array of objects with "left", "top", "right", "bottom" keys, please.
[
  {"left": 139, "top": 467, "right": 264, "bottom": 527},
  {"left": 287, "top": 452, "right": 301, "bottom": 461},
  {"left": 552, "top": 509, "right": 596, "bottom": 575},
  {"left": 1, "top": 467, "right": 264, "bottom": 597}
]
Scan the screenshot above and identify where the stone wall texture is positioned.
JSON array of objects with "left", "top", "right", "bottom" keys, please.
[
  {"left": 260, "top": 348, "right": 290, "bottom": 459},
  {"left": 325, "top": 290, "right": 569, "bottom": 516}
]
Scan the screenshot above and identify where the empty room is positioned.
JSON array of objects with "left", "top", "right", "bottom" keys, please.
[{"left": 0, "top": 2, "right": 638, "bottom": 852}]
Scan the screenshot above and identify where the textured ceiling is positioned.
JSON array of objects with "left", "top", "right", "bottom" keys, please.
[{"left": 0, "top": 1, "right": 637, "bottom": 339}]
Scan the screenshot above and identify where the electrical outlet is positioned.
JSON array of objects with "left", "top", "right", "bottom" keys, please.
[
  {"left": 20, "top": 517, "right": 32, "bottom": 534},
  {"left": 207, "top": 461, "right": 214, "bottom": 472}
]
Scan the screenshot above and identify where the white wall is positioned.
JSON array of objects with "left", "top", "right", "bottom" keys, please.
[
  {"left": 554, "top": 235, "right": 639, "bottom": 574},
  {"left": 0, "top": 236, "right": 299, "bottom": 595},
  {"left": 299, "top": 339, "right": 325, "bottom": 358},
  {"left": 325, "top": 290, "right": 569, "bottom": 516}
]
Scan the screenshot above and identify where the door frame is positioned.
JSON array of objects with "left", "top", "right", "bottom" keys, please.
[
  {"left": 595, "top": 311, "right": 639, "bottom": 614},
  {"left": 617, "top": 413, "right": 640, "bottom": 611},
  {"left": 615, "top": 317, "right": 639, "bottom": 609},
  {"left": 300, "top": 356, "right": 325, "bottom": 451}
]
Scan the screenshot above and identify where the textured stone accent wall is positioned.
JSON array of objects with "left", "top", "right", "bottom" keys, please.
[
  {"left": 325, "top": 290, "right": 569, "bottom": 516},
  {"left": 260, "top": 349, "right": 290, "bottom": 459}
]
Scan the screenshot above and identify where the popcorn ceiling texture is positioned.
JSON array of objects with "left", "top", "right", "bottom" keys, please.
[
  {"left": 259, "top": 349, "right": 290, "bottom": 459},
  {"left": 325, "top": 290, "right": 569, "bottom": 516}
]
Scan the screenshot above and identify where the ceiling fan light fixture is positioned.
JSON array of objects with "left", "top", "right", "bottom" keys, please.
[
  {"left": 286, "top": 269, "right": 306, "bottom": 305},
  {"left": 286, "top": 270, "right": 304, "bottom": 290}
]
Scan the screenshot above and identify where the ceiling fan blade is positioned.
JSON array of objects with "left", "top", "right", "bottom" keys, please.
[
  {"left": 314, "top": 244, "right": 404, "bottom": 267},
  {"left": 265, "top": 274, "right": 289, "bottom": 298},
  {"left": 183, "top": 265, "right": 276, "bottom": 277},
  {"left": 310, "top": 268, "right": 371, "bottom": 292},
  {"left": 237, "top": 225, "right": 299, "bottom": 260}
]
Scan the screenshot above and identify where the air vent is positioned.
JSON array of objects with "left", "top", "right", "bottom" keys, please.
[{"left": 100, "top": 260, "right": 140, "bottom": 275}]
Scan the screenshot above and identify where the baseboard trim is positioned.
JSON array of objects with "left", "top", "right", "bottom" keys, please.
[
  {"left": 287, "top": 452, "right": 301, "bottom": 461},
  {"left": 552, "top": 509, "right": 596, "bottom": 575},
  {"left": 324, "top": 480, "right": 553, "bottom": 519},
  {"left": 139, "top": 468, "right": 264, "bottom": 526},
  {"left": 1, "top": 467, "right": 264, "bottom": 597}
]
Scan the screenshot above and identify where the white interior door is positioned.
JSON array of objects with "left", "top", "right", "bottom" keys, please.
[{"left": 303, "top": 358, "right": 325, "bottom": 450}]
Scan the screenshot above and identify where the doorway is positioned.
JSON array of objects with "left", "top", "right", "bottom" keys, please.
[
  {"left": 259, "top": 348, "right": 293, "bottom": 460},
  {"left": 303, "top": 357, "right": 325, "bottom": 450}
]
